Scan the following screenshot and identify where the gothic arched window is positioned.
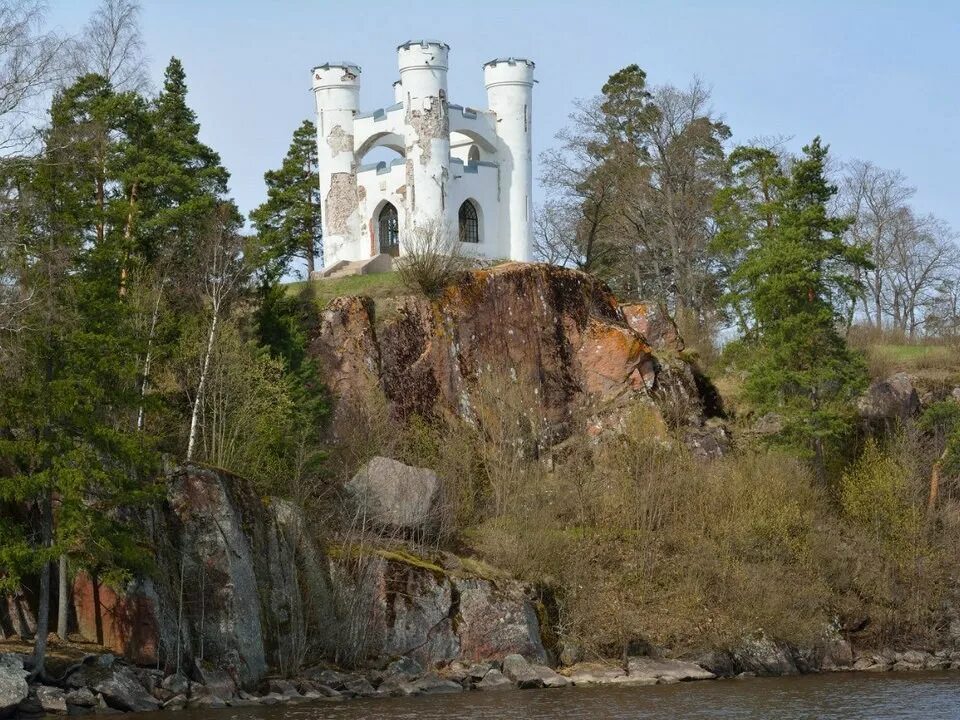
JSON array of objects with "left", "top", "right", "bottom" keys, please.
[
  {"left": 459, "top": 200, "right": 479, "bottom": 244},
  {"left": 467, "top": 144, "right": 480, "bottom": 165},
  {"left": 378, "top": 203, "right": 399, "bottom": 256}
]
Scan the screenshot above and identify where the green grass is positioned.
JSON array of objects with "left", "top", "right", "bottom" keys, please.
[
  {"left": 871, "top": 344, "right": 954, "bottom": 365},
  {"left": 284, "top": 271, "right": 412, "bottom": 308}
]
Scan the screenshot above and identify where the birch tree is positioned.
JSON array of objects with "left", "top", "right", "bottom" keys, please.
[{"left": 186, "top": 209, "right": 247, "bottom": 462}]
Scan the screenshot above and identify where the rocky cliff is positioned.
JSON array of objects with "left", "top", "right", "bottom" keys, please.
[
  {"left": 73, "top": 464, "right": 546, "bottom": 689},
  {"left": 311, "top": 263, "right": 721, "bottom": 449}
]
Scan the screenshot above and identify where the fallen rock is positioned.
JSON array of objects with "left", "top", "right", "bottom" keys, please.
[
  {"left": 819, "top": 633, "right": 854, "bottom": 671},
  {"left": 194, "top": 665, "right": 238, "bottom": 699},
  {"left": 731, "top": 637, "right": 799, "bottom": 677},
  {"left": 414, "top": 673, "right": 463, "bottom": 695},
  {"left": 858, "top": 372, "right": 921, "bottom": 425},
  {"left": 0, "top": 654, "right": 28, "bottom": 716},
  {"left": 384, "top": 656, "right": 424, "bottom": 679},
  {"left": 440, "top": 660, "right": 469, "bottom": 684},
  {"left": 627, "top": 657, "right": 716, "bottom": 683},
  {"left": 65, "top": 687, "right": 97, "bottom": 709},
  {"left": 266, "top": 679, "right": 298, "bottom": 697},
  {"left": 345, "top": 456, "right": 441, "bottom": 535},
  {"left": 501, "top": 654, "right": 544, "bottom": 689},
  {"left": 566, "top": 662, "right": 635, "bottom": 686},
  {"left": 162, "top": 693, "right": 188, "bottom": 711},
  {"left": 467, "top": 662, "right": 495, "bottom": 683},
  {"left": 34, "top": 685, "right": 67, "bottom": 714},
  {"left": 531, "top": 664, "right": 570, "bottom": 688},
  {"left": 66, "top": 661, "right": 161, "bottom": 713},
  {"left": 378, "top": 676, "right": 420, "bottom": 697},
  {"left": 161, "top": 673, "right": 189, "bottom": 696},
  {"left": 187, "top": 694, "right": 226, "bottom": 709},
  {"left": 475, "top": 669, "right": 513, "bottom": 691}
]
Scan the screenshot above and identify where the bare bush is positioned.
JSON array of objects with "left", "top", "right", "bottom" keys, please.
[{"left": 396, "top": 217, "right": 471, "bottom": 296}]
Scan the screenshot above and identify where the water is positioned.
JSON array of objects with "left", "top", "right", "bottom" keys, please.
[{"left": 149, "top": 672, "right": 960, "bottom": 719}]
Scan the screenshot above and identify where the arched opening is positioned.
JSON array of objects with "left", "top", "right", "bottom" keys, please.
[
  {"left": 378, "top": 202, "right": 400, "bottom": 257},
  {"left": 467, "top": 144, "right": 480, "bottom": 165},
  {"left": 458, "top": 200, "right": 479, "bottom": 244}
]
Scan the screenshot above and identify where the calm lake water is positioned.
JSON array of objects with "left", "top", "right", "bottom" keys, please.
[{"left": 150, "top": 672, "right": 960, "bottom": 720}]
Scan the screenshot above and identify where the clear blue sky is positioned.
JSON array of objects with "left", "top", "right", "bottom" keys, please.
[{"left": 45, "top": 0, "right": 960, "bottom": 230}]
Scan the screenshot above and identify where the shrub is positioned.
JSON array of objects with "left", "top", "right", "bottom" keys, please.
[{"left": 396, "top": 218, "right": 471, "bottom": 296}]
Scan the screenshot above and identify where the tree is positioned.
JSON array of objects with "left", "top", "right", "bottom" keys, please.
[
  {"left": 613, "top": 77, "right": 729, "bottom": 322},
  {"left": 884, "top": 211, "right": 960, "bottom": 337},
  {"left": 540, "top": 66, "right": 729, "bottom": 333},
  {"left": 540, "top": 97, "right": 627, "bottom": 274},
  {"left": 0, "top": 73, "right": 159, "bottom": 673},
  {"left": 716, "top": 138, "right": 870, "bottom": 481},
  {"left": 185, "top": 207, "right": 247, "bottom": 462},
  {"left": 250, "top": 120, "right": 322, "bottom": 279},
  {"left": 71, "top": 0, "right": 148, "bottom": 93},
  {"left": 840, "top": 160, "right": 915, "bottom": 328},
  {"left": 0, "top": 1, "right": 63, "bottom": 154}
]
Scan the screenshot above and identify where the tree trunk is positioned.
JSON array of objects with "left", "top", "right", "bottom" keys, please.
[
  {"left": 57, "top": 554, "right": 69, "bottom": 640},
  {"left": 812, "top": 438, "right": 827, "bottom": 486},
  {"left": 31, "top": 493, "right": 53, "bottom": 680},
  {"left": 118, "top": 181, "right": 139, "bottom": 296},
  {"left": 187, "top": 308, "right": 219, "bottom": 461},
  {"left": 6, "top": 594, "right": 28, "bottom": 637},
  {"left": 137, "top": 283, "right": 164, "bottom": 432}
]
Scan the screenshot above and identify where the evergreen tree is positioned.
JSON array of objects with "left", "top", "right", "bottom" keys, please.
[
  {"left": 0, "top": 75, "right": 159, "bottom": 676},
  {"left": 715, "top": 138, "right": 870, "bottom": 481},
  {"left": 144, "top": 57, "right": 233, "bottom": 262},
  {"left": 250, "top": 119, "right": 322, "bottom": 279}
]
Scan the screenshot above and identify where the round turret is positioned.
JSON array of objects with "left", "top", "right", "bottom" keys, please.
[
  {"left": 311, "top": 62, "right": 362, "bottom": 266},
  {"left": 397, "top": 40, "right": 449, "bottom": 100},
  {"left": 484, "top": 57, "right": 535, "bottom": 261},
  {"left": 482, "top": 57, "right": 535, "bottom": 88}
]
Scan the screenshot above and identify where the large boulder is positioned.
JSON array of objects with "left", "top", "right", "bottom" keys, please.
[
  {"left": 627, "top": 657, "right": 715, "bottom": 683},
  {"left": 857, "top": 372, "right": 921, "bottom": 425},
  {"left": 730, "top": 637, "right": 800, "bottom": 676},
  {"left": 454, "top": 577, "right": 547, "bottom": 663},
  {"left": 0, "top": 654, "right": 28, "bottom": 718},
  {"left": 66, "top": 659, "right": 160, "bottom": 713},
  {"left": 345, "top": 457, "right": 441, "bottom": 535}
]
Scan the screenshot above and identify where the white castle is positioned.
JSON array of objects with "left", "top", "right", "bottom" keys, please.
[{"left": 311, "top": 40, "right": 535, "bottom": 272}]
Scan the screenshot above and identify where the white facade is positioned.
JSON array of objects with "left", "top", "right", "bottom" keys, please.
[{"left": 311, "top": 41, "right": 535, "bottom": 267}]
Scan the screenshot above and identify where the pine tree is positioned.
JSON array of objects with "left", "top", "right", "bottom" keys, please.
[
  {"left": 250, "top": 119, "right": 322, "bottom": 279},
  {"left": 144, "top": 57, "right": 233, "bottom": 262},
  {"left": 0, "top": 75, "right": 159, "bottom": 677},
  {"left": 716, "top": 138, "right": 870, "bottom": 481}
]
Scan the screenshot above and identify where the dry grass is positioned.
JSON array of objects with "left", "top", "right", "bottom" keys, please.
[{"left": 325, "top": 363, "right": 959, "bottom": 660}]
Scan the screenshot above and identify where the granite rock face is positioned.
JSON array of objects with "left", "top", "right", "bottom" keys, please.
[
  {"left": 74, "top": 465, "right": 337, "bottom": 688},
  {"left": 325, "top": 550, "right": 547, "bottom": 668},
  {"left": 311, "top": 264, "right": 659, "bottom": 437}
]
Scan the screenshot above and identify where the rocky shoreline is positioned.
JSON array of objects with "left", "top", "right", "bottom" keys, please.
[{"left": 4, "top": 642, "right": 960, "bottom": 717}]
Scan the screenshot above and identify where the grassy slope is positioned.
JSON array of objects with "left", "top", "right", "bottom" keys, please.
[{"left": 285, "top": 272, "right": 408, "bottom": 306}]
